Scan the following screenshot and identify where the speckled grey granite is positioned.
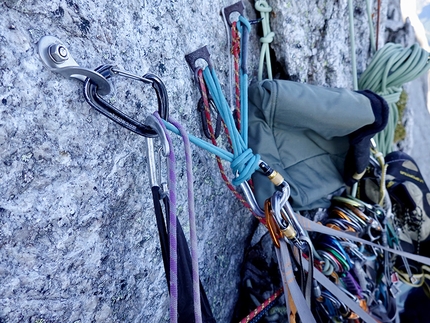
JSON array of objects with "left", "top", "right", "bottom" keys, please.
[
  {"left": 1, "top": 0, "right": 425, "bottom": 322},
  {"left": 269, "top": 0, "right": 386, "bottom": 87}
]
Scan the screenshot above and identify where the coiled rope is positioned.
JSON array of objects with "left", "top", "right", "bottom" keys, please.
[
  {"left": 358, "top": 43, "right": 430, "bottom": 155},
  {"left": 348, "top": 0, "right": 430, "bottom": 156}
]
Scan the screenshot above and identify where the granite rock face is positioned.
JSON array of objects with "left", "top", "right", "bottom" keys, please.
[
  {"left": 269, "top": 0, "right": 386, "bottom": 87},
  {"left": 1, "top": 0, "right": 422, "bottom": 322}
]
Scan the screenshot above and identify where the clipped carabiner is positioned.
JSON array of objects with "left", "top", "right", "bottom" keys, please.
[
  {"left": 145, "top": 115, "right": 169, "bottom": 194},
  {"left": 83, "top": 64, "right": 169, "bottom": 138},
  {"left": 197, "top": 96, "right": 222, "bottom": 139},
  {"left": 264, "top": 199, "right": 281, "bottom": 248}
]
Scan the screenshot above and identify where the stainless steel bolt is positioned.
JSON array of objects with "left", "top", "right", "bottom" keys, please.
[{"left": 48, "top": 44, "right": 69, "bottom": 63}]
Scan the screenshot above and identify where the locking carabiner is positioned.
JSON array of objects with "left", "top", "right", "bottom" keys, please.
[{"left": 83, "top": 64, "right": 169, "bottom": 138}]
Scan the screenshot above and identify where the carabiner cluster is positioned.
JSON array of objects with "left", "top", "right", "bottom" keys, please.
[{"left": 310, "top": 196, "right": 400, "bottom": 322}]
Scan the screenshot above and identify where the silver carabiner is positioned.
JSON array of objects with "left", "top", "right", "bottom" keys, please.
[
  {"left": 145, "top": 115, "right": 169, "bottom": 194},
  {"left": 270, "top": 182, "right": 305, "bottom": 249}
]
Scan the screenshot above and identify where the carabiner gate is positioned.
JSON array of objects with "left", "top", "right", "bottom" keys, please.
[{"left": 145, "top": 115, "right": 169, "bottom": 194}]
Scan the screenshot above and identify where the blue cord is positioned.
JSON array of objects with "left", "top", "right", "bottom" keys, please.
[
  {"left": 162, "top": 15, "right": 260, "bottom": 186},
  {"left": 203, "top": 66, "right": 260, "bottom": 186}
]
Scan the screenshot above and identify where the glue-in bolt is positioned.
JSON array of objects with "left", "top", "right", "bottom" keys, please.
[{"left": 48, "top": 44, "right": 69, "bottom": 63}]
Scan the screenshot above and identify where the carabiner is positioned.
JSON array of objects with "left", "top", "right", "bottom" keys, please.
[
  {"left": 197, "top": 96, "right": 222, "bottom": 140},
  {"left": 145, "top": 115, "right": 170, "bottom": 193},
  {"left": 83, "top": 64, "right": 168, "bottom": 138}
]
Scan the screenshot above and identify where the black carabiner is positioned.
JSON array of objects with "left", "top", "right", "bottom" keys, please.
[
  {"left": 83, "top": 64, "right": 168, "bottom": 138},
  {"left": 197, "top": 96, "right": 222, "bottom": 140}
]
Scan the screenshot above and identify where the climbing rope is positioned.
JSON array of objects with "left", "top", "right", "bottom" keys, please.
[
  {"left": 196, "top": 69, "right": 256, "bottom": 215},
  {"left": 239, "top": 288, "right": 284, "bottom": 323},
  {"left": 168, "top": 117, "right": 203, "bottom": 323},
  {"left": 155, "top": 113, "right": 204, "bottom": 323},
  {"left": 359, "top": 43, "right": 430, "bottom": 155},
  {"left": 164, "top": 13, "right": 259, "bottom": 188},
  {"left": 157, "top": 113, "right": 179, "bottom": 323},
  {"left": 348, "top": 0, "right": 358, "bottom": 91},
  {"left": 348, "top": 0, "right": 430, "bottom": 155},
  {"left": 232, "top": 21, "right": 242, "bottom": 130}
]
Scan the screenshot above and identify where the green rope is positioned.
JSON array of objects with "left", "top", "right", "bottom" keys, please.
[
  {"left": 348, "top": 0, "right": 358, "bottom": 91},
  {"left": 358, "top": 43, "right": 430, "bottom": 155},
  {"left": 348, "top": 0, "right": 430, "bottom": 156},
  {"left": 255, "top": 0, "right": 274, "bottom": 81},
  {"left": 365, "top": 0, "right": 376, "bottom": 54}
]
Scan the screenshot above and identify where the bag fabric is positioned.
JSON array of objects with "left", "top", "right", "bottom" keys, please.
[{"left": 248, "top": 79, "right": 387, "bottom": 210}]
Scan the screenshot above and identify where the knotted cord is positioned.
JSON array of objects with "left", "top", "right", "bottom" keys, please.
[
  {"left": 163, "top": 64, "right": 260, "bottom": 187},
  {"left": 197, "top": 69, "right": 256, "bottom": 215},
  {"left": 255, "top": 0, "right": 274, "bottom": 81}
]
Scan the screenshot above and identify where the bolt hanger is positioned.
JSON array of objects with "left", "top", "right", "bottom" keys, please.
[{"left": 37, "top": 35, "right": 111, "bottom": 95}]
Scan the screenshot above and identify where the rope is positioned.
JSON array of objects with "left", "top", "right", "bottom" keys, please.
[
  {"left": 358, "top": 43, "right": 430, "bottom": 155},
  {"left": 348, "top": 0, "right": 430, "bottom": 155},
  {"left": 255, "top": 0, "right": 274, "bottom": 81},
  {"left": 232, "top": 21, "right": 242, "bottom": 131},
  {"left": 365, "top": 0, "right": 376, "bottom": 53},
  {"left": 348, "top": 0, "right": 358, "bottom": 91},
  {"left": 154, "top": 114, "right": 178, "bottom": 323},
  {"left": 239, "top": 288, "right": 284, "bottom": 323},
  {"left": 163, "top": 40, "right": 259, "bottom": 187},
  {"left": 202, "top": 66, "right": 260, "bottom": 186},
  {"left": 237, "top": 16, "right": 251, "bottom": 147},
  {"left": 167, "top": 117, "right": 203, "bottom": 323},
  {"left": 197, "top": 70, "right": 256, "bottom": 215}
]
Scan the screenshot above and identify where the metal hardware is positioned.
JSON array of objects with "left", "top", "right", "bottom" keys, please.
[
  {"left": 48, "top": 43, "right": 69, "bottom": 63},
  {"left": 185, "top": 46, "right": 213, "bottom": 74},
  {"left": 83, "top": 64, "right": 168, "bottom": 138},
  {"left": 240, "top": 181, "right": 265, "bottom": 218},
  {"left": 185, "top": 47, "right": 223, "bottom": 139},
  {"left": 37, "top": 36, "right": 111, "bottom": 95},
  {"left": 222, "top": 1, "right": 245, "bottom": 26},
  {"left": 197, "top": 97, "right": 222, "bottom": 139},
  {"left": 269, "top": 184, "right": 305, "bottom": 249},
  {"left": 145, "top": 115, "right": 170, "bottom": 193}
]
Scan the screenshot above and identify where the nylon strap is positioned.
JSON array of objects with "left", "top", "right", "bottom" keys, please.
[
  {"left": 151, "top": 186, "right": 170, "bottom": 284},
  {"left": 296, "top": 213, "right": 430, "bottom": 266},
  {"left": 276, "top": 240, "right": 317, "bottom": 323}
]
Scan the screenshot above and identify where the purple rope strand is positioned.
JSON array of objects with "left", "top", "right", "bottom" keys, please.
[
  {"left": 154, "top": 112, "right": 178, "bottom": 323},
  {"left": 168, "top": 117, "right": 203, "bottom": 323}
]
